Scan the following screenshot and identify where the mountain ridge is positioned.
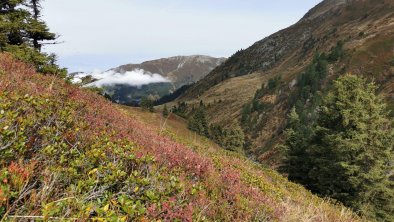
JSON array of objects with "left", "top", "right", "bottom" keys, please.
[
  {"left": 176, "top": 0, "right": 394, "bottom": 164},
  {"left": 71, "top": 55, "right": 226, "bottom": 105},
  {"left": 111, "top": 55, "right": 226, "bottom": 88}
]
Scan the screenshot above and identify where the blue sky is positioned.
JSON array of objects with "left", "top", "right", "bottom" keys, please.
[{"left": 41, "top": 0, "right": 322, "bottom": 72}]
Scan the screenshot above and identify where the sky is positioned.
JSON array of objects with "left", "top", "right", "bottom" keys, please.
[{"left": 41, "top": 0, "right": 322, "bottom": 73}]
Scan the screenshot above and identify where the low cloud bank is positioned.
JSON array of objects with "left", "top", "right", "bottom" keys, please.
[{"left": 72, "top": 69, "right": 170, "bottom": 87}]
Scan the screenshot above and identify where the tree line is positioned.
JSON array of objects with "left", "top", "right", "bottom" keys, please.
[{"left": 187, "top": 101, "right": 245, "bottom": 153}]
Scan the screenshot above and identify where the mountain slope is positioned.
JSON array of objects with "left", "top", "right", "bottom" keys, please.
[
  {"left": 112, "top": 55, "right": 226, "bottom": 88},
  {"left": 0, "top": 54, "right": 361, "bottom": 221},
  {"left": 72, "top": 55, "right": 225, "bottom": 105},
  {"left": 177, "top": 0, "right": 394, "bottom": 163}
]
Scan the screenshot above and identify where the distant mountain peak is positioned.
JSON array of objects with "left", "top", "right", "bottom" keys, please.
[
  {"left": 177, "top": 0, "right": 394, "bottom": 164},
  {"left": 70, "top": 55, "right": 226, "bottom": 105},
  {"left": 301, "top": 0, "right": 348, "bottom": 21},
  {"left": 112, "top": 55, "right": 226, "bottom": 87}
]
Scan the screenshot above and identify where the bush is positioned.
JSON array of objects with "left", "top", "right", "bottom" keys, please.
[
  {"left": 0, "top": 54, "right": 362, "bottom": 221},
  {"left": 140, "top": 97, "right": 154, "bottom": 112},
  {"left": 3, "top": 45, "right": 67, "bottom": 78},
  {"left": 327, "top": 41, "right": 344, "bottom": 62},
  {"left": 209, "top": 124, "right": 245, "bottom": 152},
  {"left": 389, "top": 58, "right": 394, "bottom": 67},
  {"left": 268, "top": 76, "right": 282, "bottom": 90}
]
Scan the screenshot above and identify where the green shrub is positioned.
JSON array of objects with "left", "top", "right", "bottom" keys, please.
[{"left": 0, "top": 93, "right": 183, "bottom": 220}]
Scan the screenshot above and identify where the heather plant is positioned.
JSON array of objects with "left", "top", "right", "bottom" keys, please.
[
  {"left": 0, "top": 93, "right": 185, "bottom": 220},
  {"left": 0, "top": 54, "right": 362, "bottom": 221}
]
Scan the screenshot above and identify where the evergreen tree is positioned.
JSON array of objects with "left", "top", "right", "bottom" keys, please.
[
  {"left": 310, "top": 74, "right": 393, "bottom": 220},
  {"left": 280, "top": 107, "right": 315, "bottom": 187},
  {"left": 209, "top": 124, "right": 224, "bottom": 145},
  {"left": 0, "top": 0, "right": 56, "bottom": 49},
  {"left": 241, "top": 103, "right": 251, "bottom": 124},
  {"left": 140, "top": 97, "right": 154, "bottom": 112},
  {"left": 327, "top": 41, "right": 344, "bottom": 62},
  {"left": 223, "top": 124, "right": 245, "bottom": 152},
  {"left": 0, "top": 0, "right": 28, "bottom": 46},
  {"left": 283, "top": 74, "right": 393, "bottom": 221},
  {"left": 172, "top": 101, "right": 188, "bottom": 117},
  {"left": 0, "top": 0, "right": 65, "bottom": 76},
  {"left": 26, "top": 0, "right": 56, "bottom": 51},
  {"left": 162, "top": 104, "right": 169, "bottom": 118},
  {"left": 188, "top": 107, "right": 209, "bottom": 137}
]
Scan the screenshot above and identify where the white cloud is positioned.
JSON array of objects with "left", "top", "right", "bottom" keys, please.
[{"left": 74, "top": 69, "right": 170, "bottom": 87}]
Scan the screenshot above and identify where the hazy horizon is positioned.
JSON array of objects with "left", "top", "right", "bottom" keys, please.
[{"left": 41, "top": 0, "right": 322, "bottom": 73}]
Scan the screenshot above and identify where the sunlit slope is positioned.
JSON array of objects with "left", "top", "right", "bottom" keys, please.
[
  {"left": 0, "top": 54, "right": 361, "bottom": 221},
  {"left": 177, "top": 0, "right": 394, "bottom": 162}
]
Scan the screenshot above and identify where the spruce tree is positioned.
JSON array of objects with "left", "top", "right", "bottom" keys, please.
[
  {"left": 0, "top": 0, "right": 65, "bottom": 76},
  {"left": 188, "top": 107, "right": 209, "bottom": 137},
  {"left": 223, "top": 124, "right": 245, "bottom": 152},
  {"left": 162, "top": 104, "right": 169, "bottom": 118},
  {"left": 284, "top": 74, "right": 393, "bottom": 221},
  {"left": 309, "top": 74, "right": 393, "bottom": 220},
  {"left": 280, "top": 107, "right": 315, "bottom": 188},
  {"left": 140, "top": 97, "right": 154, "bottom": 112},
  {"left": 0, "top": 0, "right": 56, "bottom": 48},
  {"left": 25, "top": 0, "right": 56, "bottom": 51},
  {"left": 0, "top": 0, "right": 28, "bottom": 46}
]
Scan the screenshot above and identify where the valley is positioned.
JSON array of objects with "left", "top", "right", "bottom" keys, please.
[
  {"left": 0, "top": 0, "right": 393, "bottom": 221},
  {"left": 71, "top": 55, "right": 225, "bottom": 105}
]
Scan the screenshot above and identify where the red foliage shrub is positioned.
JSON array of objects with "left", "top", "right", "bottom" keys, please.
[
  {"left": 147, "top": 197, "right": 193, "bottom": 222},
  {"left": 0, "top": 53, "right": 213, "bottom": 179},
  {"left": 7, "top": 162, "right": 30, "bottom": 181},
  {"left": 0, "top": 54, "right": 359, "bottom": 221},
  {"left": 0, "top": 189, "right": 6, "bottom": 203}
]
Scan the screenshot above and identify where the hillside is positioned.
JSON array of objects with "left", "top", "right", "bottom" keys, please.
[
  {"left": 177, "top": 0, "right": 394, "bottom": 163},
  {"left": 0, "top": 54, "right": 362, "bottom": 221},
  {"left": 111, "top": 55, "right": 226, "bottom": 88},
  {"left": 72, "top": 55, "right": 225, "bottom": 105}
]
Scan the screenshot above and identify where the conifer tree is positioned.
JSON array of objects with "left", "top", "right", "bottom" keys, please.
[
  {"left": 0, "top": 0, "right": 28, "bottom": 46},
  {"left": 140, "top": 97, "right": 154, "bottom": 112},
  {"left": 0, "top": 0, "right": 65, "bottom": 76},
  {"left": 188, "top": 107, "right": 209, "bottom": 137},
  {"left": 26, "top": 0, "right": 56, "bottom": 51},
  {"left": 283, "top": 74, "right": 393, "bottom": 221},
  {"left": 310, "top": 74, "right": 393, "bottom": 221},
  {"left": 0, "top": 0, "right": 56, "bottom": 48},
  {"left": 241, "top": 103, "right": 251, "bottom": 124},
  {"left": 280, "top": 107, "right": 315, "bottom": 187},
  {"left": 162, "top": 104, "right": 169, "bottom": 118},
  {"left": 223, "top": 124, "right": 245, "bottom": 152}
]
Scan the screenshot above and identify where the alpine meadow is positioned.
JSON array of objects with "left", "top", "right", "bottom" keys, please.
[{"left": 0, "top": 0, "right": 393, "bottom": 221}]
